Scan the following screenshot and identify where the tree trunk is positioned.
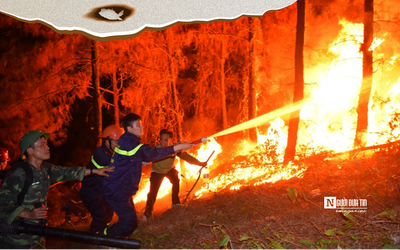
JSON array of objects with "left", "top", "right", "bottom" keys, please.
[
  {"left": 91, "top": 40, "right": 102, "bottom": 147},
  {"left": 197, "top": 77, "right": 204, "bottom": 120},
  {"left": 283, "top": 0, "right": 305, "bottom": 165},
  {"left": 112, "top": 68, "right": 120, "bottom": 126},
  {"left": 171, "top": 75, "right": 183, "bottom": 139},
  {"left": 354, "top": 0, "right": 374, "bottom": 148},
  {"left": 221, "top": 23, "right": 228, "bottom": 130},
  {"left": 248, "top": 17, "right": 258, "bottom": 143},
  {"left": 163, "top": 29, "right": 183, "bottom": 139}
]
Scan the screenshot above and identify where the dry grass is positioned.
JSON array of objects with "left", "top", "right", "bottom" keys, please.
[{"left": 46, "top": 145, "right": 400, "bottom": 249}]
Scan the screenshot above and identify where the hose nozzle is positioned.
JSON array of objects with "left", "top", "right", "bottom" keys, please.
[{"left": 191, "top": 138, "right": 207, "bottom": 144}]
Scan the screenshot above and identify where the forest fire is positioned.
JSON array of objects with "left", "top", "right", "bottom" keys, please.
[
  {"left": 132, "top": 18, "right": 400, "bottom": 209},
  {"left": 299, "top": 18, "right": 399, "bottom": 153},
  {"left": 3, "top": 0, "right": 400, "bottom": 248}
]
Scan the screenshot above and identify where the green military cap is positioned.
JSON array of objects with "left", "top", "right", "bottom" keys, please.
[{"left": 20, "top": 130, "right": 50, "bottom": 158}]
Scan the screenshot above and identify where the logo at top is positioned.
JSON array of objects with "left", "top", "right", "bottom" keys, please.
[{"left": 324, "top": 196, "right": 367, "bottom": 209}]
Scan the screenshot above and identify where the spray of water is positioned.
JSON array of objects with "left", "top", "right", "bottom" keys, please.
[{"left": 208, "top": 100, "right": 307, "bottom": 139}]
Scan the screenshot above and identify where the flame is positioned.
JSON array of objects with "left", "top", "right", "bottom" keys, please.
[
  {"left": 369, "top": 37, "right": 385, "bottom": 51},
  {"left": 184, "top": 138, "right": 222, "bottom": 179},
  {"left": 133, "top": 18, "right": 400, "bottom": 210},
  {"left": 133, "top": 138, "right": 221, "bottom": 204},
  {"left": 194, "top": 118, "right": 305, "bottom": 198},
  {"left": 297, "top": 18, "right": 398, "bottom": 153},
  {"left": 299, "top": 19, "right": 364, "bottom": 153}
]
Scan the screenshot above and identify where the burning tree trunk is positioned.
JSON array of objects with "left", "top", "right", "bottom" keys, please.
[
  {"left": 248, "top": 17, "right": 258, "bottom": 143},
  {"left": 112, "top": 68, "right": 120, "bottom": 126},
  {"left": 354, "top": 0, "right": 374, "bottom": 148},
  {"left": 221, "top": 23, "right": 228, "bottom": 130},
  {"left": 91, "top": 39, "right": 102, "bottom": 147},
  {"left": 284, "top": 0, "right": 305, "bottom": 165}
]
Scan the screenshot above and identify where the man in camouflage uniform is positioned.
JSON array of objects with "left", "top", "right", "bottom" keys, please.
[{"left": 0, "top": 130, "right": 114, "bottom": 249}]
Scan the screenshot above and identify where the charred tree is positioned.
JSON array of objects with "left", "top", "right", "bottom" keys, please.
[
  {"left": 248, "top": 17, "right": 258, "bottom": 143},
  {"left": 284, "top": 0, "right": 305, "bottom": 165},
  {"left": 91, "top": 39, "right": 102, "bottom": 147},
  {"left": 354, "top": 0, "right": 374, "bottom": 148}
]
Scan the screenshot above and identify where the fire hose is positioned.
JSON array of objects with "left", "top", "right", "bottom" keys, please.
[
  {"left": 0, "top": 221, "right": 141, "bottom": 249},
  {"left": 182, "top": 150, "right": 215, "bottom": 204}
]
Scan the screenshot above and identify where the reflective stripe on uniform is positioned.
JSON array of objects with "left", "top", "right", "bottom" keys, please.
[
  {"left": 91, "top": 156, "right": 107, "bottom": 169},
  {"left": 114, "top": 144, "right": 143, "bottom": 156}
]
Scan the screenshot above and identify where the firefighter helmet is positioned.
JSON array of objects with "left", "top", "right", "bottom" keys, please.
[
  {"left": 0, "top": 147, "right": 10, "bottom": 162},
  {"left": 19, "top": 130, "right": 50, "bottom": 158},
  {"left": 99, "top": 125, "right": 124, "bottom": 140}
]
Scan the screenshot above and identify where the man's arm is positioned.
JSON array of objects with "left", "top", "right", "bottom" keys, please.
[
  {"left": 141, "top": 142, "right": 194, "bottom": 163},
  {"left": 0, "top": 169, "right": 44, "bottom": 224},
  {"left": 84, "top": 167, "right": 114, "bottom": 177},
  {"left": 47, "top": 164, "right": 114, "bottom": 183},
  {"left": 178, "top": 152, "right": 207, "bottom": 167}
]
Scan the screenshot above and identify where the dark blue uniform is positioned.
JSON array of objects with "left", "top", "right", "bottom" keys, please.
[
  {"left": 103, "top": 132, "right": 175, "bottom": 237},
  {"left": 80, "top": 144, "right": 114, "bottom": 232}
]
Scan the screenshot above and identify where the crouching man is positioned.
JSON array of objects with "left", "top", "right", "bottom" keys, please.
[
  {"left": 80, "top": 124, "right": 124, "bottom": 233},
  {"left": 0, "top": 130, "right": 113, "bottom": 249}
]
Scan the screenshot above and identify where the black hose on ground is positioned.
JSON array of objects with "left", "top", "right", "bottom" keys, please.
[{"left": 0, "top": 221, "right": 141, "bottom": 249}]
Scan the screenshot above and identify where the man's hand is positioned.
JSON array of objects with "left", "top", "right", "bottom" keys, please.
[
  {"left": 173, "top": 142, "right": 194, "bottom": 152},
  {"left": 19, "top": 207, "right": 48, "bottom": 220},
  {"left": 199, "top": 161, "right": 208, "bottom": 167},
  {"left": 95, "top": 166, "right": 115, "bottom": 177}
]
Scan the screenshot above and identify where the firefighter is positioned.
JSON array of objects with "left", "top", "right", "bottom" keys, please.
[
  {"left": 102, "top": 113, "right": 195, "bottom": 237},
  {"left": 80, "top": 124, "right": 124, "bottom": 233},
  {"left": 0, "top": 130, "right": 114, "bottom": 249},
  {"left": 144, "top": 129, "right": 206, "bottom": 220}
]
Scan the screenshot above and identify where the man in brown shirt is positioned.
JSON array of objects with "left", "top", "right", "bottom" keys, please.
[{"left": 144, "top": 129, "right": 206, "bottom": 220}]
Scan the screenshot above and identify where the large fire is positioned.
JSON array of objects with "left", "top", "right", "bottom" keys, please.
[{"left": 134, "top": 18, "right": 400, "bottom": 210}]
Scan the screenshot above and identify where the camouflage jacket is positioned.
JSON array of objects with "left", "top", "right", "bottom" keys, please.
[{"left": 0, "top": 161, "right": 85, "bottom": 247}]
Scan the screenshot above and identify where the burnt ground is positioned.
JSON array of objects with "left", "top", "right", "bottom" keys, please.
[{"left": 45, "top": 145, "right": 400, "bottom": 249}]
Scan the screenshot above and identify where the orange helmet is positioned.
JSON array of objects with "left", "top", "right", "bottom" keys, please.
[
  {"left": 99, "top": 125, "right": 124, "bottom": 140},
  {"left": 0, "top": 147, "right": 10, "bottom": 163}
]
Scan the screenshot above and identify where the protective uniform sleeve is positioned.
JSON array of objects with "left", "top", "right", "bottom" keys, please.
[
  {"left": 48, "top": 164, "right": 86, "bottom": 184},
  {"left": 140, "top": 144, "right": 176, "bottom": 163},
  {"left": 93, "top": 146, "right": 112, "bottom": 167},
  {"left": 178, "top": 152, "right": 203, "bottom": 166},
  {"left": 0, "top": 168, "right": 33, "bottom": 224}
]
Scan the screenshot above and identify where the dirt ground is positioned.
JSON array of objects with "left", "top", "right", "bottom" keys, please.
[{"left": 45, "top": 144, "right": 400, "bottom": 249}]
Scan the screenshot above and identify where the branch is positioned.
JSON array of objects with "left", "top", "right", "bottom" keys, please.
[
  {"left": 127, "top": 60, "right": 162, "bottom": 72},
  {"left": 374, "top": 19, "right": 400, "bottom": 28},
  {"left": 15, "top": 85, "right": 89, "bottom": 105},
  {"left": 102, "top": 100, "right": 115, "bottom": 107}
]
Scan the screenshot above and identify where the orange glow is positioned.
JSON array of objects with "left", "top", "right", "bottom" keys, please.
[
  {"left": 194, "top": 118, "right": 305, "bottom": 198},
  {"left": 133, "top": 18, "right": 400, "bottom": 210},
  {"left": 297, "top": 19, "right": 398, "bottom": 153},
  {"left": 134, "top": 138, "right": 222, "bottom": 204}
]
